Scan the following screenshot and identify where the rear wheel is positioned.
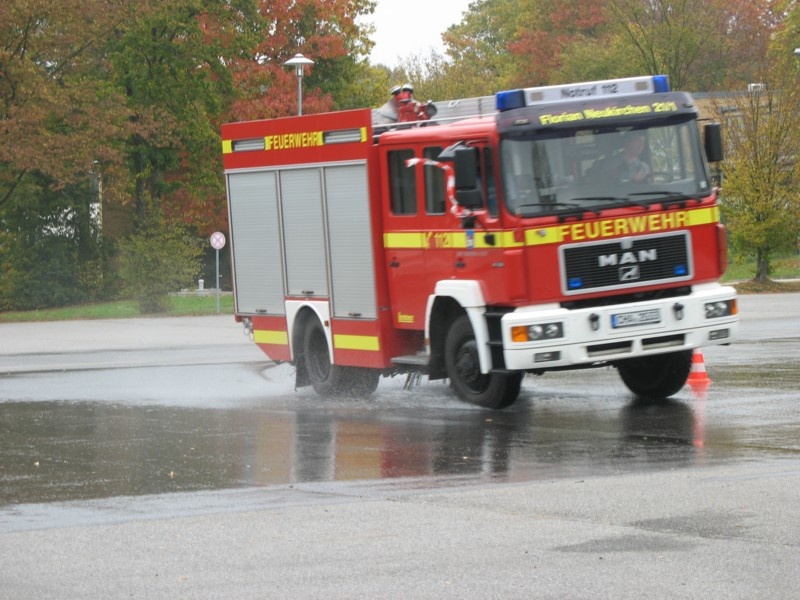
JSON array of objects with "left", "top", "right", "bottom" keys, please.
[
  {"left": 444, "top": 315, "right": 522, "bottom": 409},
  {"left": 616, "top": 350, "right": 693, "bottom": 400},
  {"left": 303, "top": 319, "right": 379, "bottom": 398},
  {"left": 339, "top": 366, "right": 380, "bottom": 398}
]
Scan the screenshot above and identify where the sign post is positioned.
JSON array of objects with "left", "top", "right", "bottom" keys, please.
[{"left": 210, "top": 231, "right": 226, "bottom": 313}]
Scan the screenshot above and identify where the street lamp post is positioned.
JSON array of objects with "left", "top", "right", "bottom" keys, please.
[{"left": 283, "top": 53, "right": 314, "bottom": 116}]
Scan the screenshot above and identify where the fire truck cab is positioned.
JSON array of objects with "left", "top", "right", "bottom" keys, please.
[{"left": 221, "top": 75, "right": 738, "bottom": 409}]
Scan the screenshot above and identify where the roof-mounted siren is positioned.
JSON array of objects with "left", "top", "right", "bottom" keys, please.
[{"left": 496, "top": 75, "right": 671, "bottom": 112}]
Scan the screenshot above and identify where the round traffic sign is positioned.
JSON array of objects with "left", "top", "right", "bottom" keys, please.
[{"left": 210, "top": 231, "right": 226, "bottom": 250}]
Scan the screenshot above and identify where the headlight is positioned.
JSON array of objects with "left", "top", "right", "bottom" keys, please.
[
  {"left": 511, "top": 322, "right": 564, "bottom": 342},
  {"left": 704, "top": 299, "right": 736, "bottom": 319}
]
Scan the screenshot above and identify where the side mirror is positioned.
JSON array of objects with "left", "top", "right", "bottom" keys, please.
[
  {"left": 455, "top": 189, "right": 482, "bottom": 209},
  {"left": 704, "top": 123, "right": 723, "bottom": 163},
  {"left": 454, "top": 147, "right": 478, "bottom": 189},
  {"left": 453, "top": 147, "right": 483, "bottom": 209}
]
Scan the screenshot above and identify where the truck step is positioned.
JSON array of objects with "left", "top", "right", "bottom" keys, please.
[
  {"left": 490, "top": 369, "right": 518, "bottom": 376},
  {"left": 391, "top": 354, "right": 430, "bottom": 368}
]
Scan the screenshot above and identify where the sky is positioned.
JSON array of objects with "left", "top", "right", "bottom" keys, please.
[{"left": 365, "top": 0, "right": 474, "bottom": 68}]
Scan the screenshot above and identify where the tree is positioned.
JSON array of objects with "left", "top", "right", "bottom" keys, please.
[
  {"left": 116, "top": 209, "right": 203, "bottom": 313},
  {"left": 607, "top": 0, "right": 780, "bottom": 90},
  {"left": 440, "top": 0, "right": 519, "bottom": 94},
  {"left": 557, "top": 31, "right": 640, "bottom": 83},
  {"left": 333, "top": 61, "right": 391, "bottom": 111},
  {"left": 0, "top": 0, "right": 127, "bottom": 210},
  {"left": 104, "top": 0, "right": 261, "bottom": 229},
  {"left": 714, "top": 68, "right": 800, "bottom": 282},
  {"left": 0, "top": 172, "right": 107, "bottom": 310},
  {"left": 1, "top": 0, "right": 381, "bottom": 311},
  {"left": 394, "top": 51, "right": 460, "bottom": 101},
  {"left": 228, "top": 0, "right": 376, "bottom": 121},
  {"left": 507, "top": 0, "right": 609, "bottom": 86},
  {"left": 0, "top": 0, "right": 126, "bottom": 308},
  {"left": 441, "top": 0, "right": 781, "bottom": 92}
]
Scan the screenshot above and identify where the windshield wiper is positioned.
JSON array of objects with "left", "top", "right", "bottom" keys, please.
[
  {"left": 627, "top": 191, "right": 696, "bottom": 208},
  {"left": 629, "top": 191, "right": 691, "bottom": 200},
  {"left": 569, "top": 196, "right": 652, "bottom": 210},
  {"left": 515, "top": 202, "right": 601, "bottom": 217}
]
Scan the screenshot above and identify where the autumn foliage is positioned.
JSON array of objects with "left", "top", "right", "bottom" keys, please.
[
  {"left": 0, "top": 0, "right": 797, "bottom": 309},
  {"left": 0, "top": 0, "right": 375, "bottom": 310}
]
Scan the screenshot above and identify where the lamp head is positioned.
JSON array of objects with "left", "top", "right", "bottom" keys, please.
[{"left": 283, "top": 53, "right": 314, "bottom": 77}]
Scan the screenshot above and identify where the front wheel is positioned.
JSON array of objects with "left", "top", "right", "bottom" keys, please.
[
  {"left": 616, "top": 350, "right": 693, "bottom": 400},
  {"left": 444, "top": 315, "right": 522, "bottom": 409}
]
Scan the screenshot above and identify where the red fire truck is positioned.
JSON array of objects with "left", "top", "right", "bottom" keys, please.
[{"left": 221, "top": 74, "right": 738, "bottom": 409}]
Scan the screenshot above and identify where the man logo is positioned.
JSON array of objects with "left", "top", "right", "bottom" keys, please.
[
  {"left": 620, "top": 265, "right": 640, "bottom": 281},
  {"left": 598, "top": 249, "right": 657, "bottom": 267}
]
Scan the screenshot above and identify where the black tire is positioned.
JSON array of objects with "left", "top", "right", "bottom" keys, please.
[
  {"left": 616, "top": 350, "right": 693, "bottom": 400},
  {"left": 444, "top": 315, "right": 522, "bottom": 409},
  {"left": 303, "top": 319, "right": 380, "bottom": 398},
  {"left": 339, "top": 366, "right": 381, "bottom": 398}
]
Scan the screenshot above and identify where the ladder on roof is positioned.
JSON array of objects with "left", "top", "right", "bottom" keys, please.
[{"left": 371, "top": 94, "right": 497, "bottom": 129}]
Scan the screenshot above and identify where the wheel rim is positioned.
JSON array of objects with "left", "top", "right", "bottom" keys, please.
[{"left": 453, "top": 339, "right": 489, "bottom": 394}]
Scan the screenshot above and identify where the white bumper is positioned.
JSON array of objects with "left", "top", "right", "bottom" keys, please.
[{"left": 501, "top": 283, "right": 739, "bottom": 371}]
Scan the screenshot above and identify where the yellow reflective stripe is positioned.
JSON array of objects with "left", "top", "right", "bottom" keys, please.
[
  {"left": 384, "top": 232, "right": 426, "bottom": 248},
  {"left": 384, "top": 231, "right": 502, "bottom": 249},
  {"left": 360, "top": 127, "right": 368, "bottom": 142},
  {"left": 222, "top": 140, "right": 233, "bottom": 154},
  {"left": 438, "top": 232, "right": 460, "bottom": 247},
  {"left": 525, "top": 226, "right": 564, "bottom": 246},
  {"left": 687, "top": 206, "right": 719, "bottom": 226},
  {"left": 383, "top": 207, "right": 720, "bottom": 250},
  {"left": 254, "top": 330, "right": 289, "bottom": 345},
  {"left": 499, "top": 231, "right": 524, "bottom": 248},
  {"left": 334, "top": 334, "right": 380, "bottom": 351}
]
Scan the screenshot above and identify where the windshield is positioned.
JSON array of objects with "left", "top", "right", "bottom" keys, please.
[{"left": 499, "top": 119, "right": 712, "bottom": 217}]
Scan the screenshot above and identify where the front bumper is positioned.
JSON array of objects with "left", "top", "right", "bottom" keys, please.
[{"left": 501, "top": 284, "right": 738, "bottom": 371}]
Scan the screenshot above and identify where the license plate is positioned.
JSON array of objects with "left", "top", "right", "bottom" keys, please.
[{"left": 611, "top": 309, "right": 661, "bottom": 328}]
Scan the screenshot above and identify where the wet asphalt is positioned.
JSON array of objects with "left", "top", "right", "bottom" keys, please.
[{"left": 0, "top": 293, "right": 798, "bottom": 598}]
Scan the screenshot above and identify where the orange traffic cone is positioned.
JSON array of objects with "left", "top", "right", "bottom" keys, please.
[{"left": 687, "top": 349, "right": 712, "bottom": 392}]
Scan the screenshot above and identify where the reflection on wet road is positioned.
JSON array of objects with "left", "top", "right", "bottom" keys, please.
[
  {"left": 3, "top": 355, "right": 797, "bottom": 506},
  {"left": 1, "top": 295, "right": 799, "bottom": 509}
]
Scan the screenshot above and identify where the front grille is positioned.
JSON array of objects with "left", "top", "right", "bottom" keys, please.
[{"left": 560, "top": 232, "right": 691, "bottom": 295}]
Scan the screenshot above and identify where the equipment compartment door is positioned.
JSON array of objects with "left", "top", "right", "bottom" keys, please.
[
  {"left": 324, "top": 164, "right": 377, "bottom": 319},
  {"left": 227, "top": 171, "right": 285, "bottom": 315},
  {"left": 280, "top": 168, "right": 329, "bottom": 298}
]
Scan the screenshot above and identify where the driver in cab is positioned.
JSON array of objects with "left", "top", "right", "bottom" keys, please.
[
  {"left": 614, "top": 131, "right": 650, "bottom": 182},
  {"left": 587, "top": 130, "right": 651, "bottom": 184}
]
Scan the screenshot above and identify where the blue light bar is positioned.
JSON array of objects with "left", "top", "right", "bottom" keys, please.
[
  {"left": 496, "top": 75, "right": 671, "bottom": 112},
  {"left": 496, "top": 89, "right": 525, "bottom": 112},
  {"left": 652, "top": 75, "right": 670, "bottom": 93}
]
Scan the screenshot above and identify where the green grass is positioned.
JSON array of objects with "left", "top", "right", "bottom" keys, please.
[
  {"left": 733, "top": 279, "right": 800, "bottom": 294},
  {"left": 722, "top": 253, "right": 800, "bottom": 283},
  {"left": 722, "top": 253, "right": 800, "bottom": 294},
  {"left": 0, "top": 293, "right": 234, "bottom": 323}
]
